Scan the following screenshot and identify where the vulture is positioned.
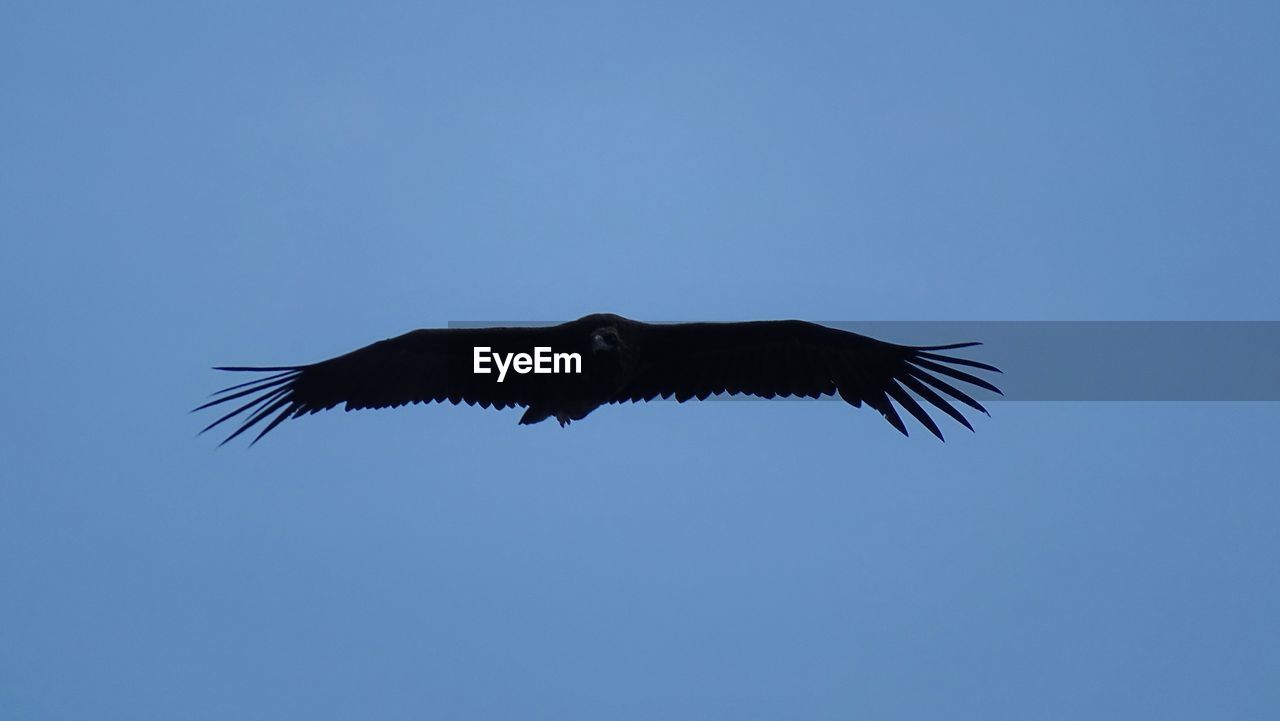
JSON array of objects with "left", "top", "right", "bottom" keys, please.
[{"left": 196, "top": 313, "right": 1001, "bottom": 445}]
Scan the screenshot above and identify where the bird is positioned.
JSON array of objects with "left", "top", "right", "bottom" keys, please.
[{"left": 195, "top": 313, "right": 1001, "bottom": 445}]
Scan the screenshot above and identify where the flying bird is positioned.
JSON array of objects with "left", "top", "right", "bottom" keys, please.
[{"left": 196, "top": 313, "right": 1001, "bottom": 445}]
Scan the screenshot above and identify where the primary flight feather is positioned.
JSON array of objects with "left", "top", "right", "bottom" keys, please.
[{"left": 195, "top": 313, "right": 1002, "bottom": 445}]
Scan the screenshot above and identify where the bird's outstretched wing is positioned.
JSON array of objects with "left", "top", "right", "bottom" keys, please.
[
  {"left": 612, "top": 320, "right": 1001, "bottom": 440},
  {"left": 193, "top": 325, "right": 571, "bottom": 445}
]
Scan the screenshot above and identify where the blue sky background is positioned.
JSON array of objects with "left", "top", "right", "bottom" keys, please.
[{"left": 3, "top": 1, "right": 1279, "bottom": 719}]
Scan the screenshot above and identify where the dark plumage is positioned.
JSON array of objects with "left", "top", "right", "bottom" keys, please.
[{"left": 195, "top": 313, "right": 1002, "bottom": 445}]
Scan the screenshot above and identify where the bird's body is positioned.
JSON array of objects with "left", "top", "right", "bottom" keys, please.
[{"left": 196, "top": 313, "right": 1001, "bottom": 445}]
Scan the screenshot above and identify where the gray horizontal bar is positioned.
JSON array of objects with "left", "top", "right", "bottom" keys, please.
[{"left": 448, "top": 321, "right": 1280, "bottom": 401}]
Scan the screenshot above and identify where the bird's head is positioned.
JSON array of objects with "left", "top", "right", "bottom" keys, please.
[{"left": 590, "top": 326, "right": 623, "bottom": 354}]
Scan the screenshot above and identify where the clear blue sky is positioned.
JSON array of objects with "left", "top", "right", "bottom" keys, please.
[{"left": 3, "top": 1, "right": 1278, "bottom": 719}]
